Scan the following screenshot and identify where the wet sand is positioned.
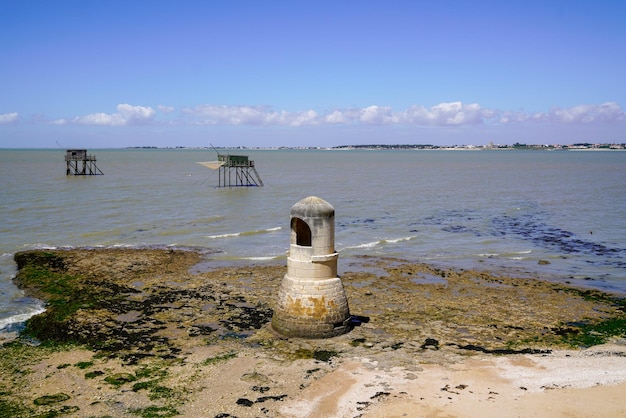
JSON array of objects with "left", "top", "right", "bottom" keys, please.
[{"left": 2, "top": 248, "right": 625, "bottom": 417}]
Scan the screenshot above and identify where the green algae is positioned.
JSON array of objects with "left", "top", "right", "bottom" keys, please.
[
  {"left": 104, "top": 372, "right": 137, "bottom": 387},
  {"left": 13, "top": 255, "right": 98, "bottom": 344},
  {"left": 84, "top": 370, "right": 104, "bottom": 379},
  {"left": 289, "top": 348, "right": 339, "bottom": 362},
  {"left": 547, "top": 285, "right": 626, "bottom": 347},
  {"left": 200, "top": 352, "right": 237, "bottom": 366},
  {"left": 561, "top": 317, "right": 626, "bottom": 348},
  {"left": 132, "top": 380, "right": 176, "bottom": 401},
  {"left": 0, "top": 340, "right": 73, "bottom": 415},
  {"left": 350, "top": 337, "right": 367, "bottom": 347},
  {"left": 130, "top": 405, "right": 179, "bottom": 418},
  {"left": 33, "top": 393, "right": 70, "bottom": 405},
  {"left": 0, "top": 398, "right": 34, "bottom": 418},
  {"left": 74, "top": 361, "right": 93, "bottom": 369}
]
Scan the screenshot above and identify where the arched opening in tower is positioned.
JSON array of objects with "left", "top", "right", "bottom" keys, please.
[{"left": 292, "top": 217, "right": 311, "bottom": 246}]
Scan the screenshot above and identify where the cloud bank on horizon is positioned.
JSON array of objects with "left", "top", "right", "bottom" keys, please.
[
  {"left": 1, "top": 1, "right": 625, "bottom": 147},
  {"left": 2, "top": 101, "right": 624, "bottom": 129}
]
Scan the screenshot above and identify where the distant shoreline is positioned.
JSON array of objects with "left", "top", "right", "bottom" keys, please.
[
  {"left": 125, "top": 143, "right": 626, "bottom": 151},
  {"left": 3, "top": 143, "right": 625, "bottom": 151}
]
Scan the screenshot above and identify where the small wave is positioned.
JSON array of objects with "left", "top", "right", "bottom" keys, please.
[
  {"left": 240, "top": 226, "right": 282, "bottom": 236},
  {"left": 476, "top": 249, "right": 533, "bottom": 258},
  {"left": 207, "top": 232, "right": 241, "bottom": 239},
  {"left": 342, "top": 240, "right": 382, "bottom": 250},
  {"left": 207, "top": 226, "right": 282, "bottom": 239},
  {"left": 385, "top": 236, "right": 416, "bottom": 244},
  {"left": 29, "top": 244, "right": 60, "bottom": 250},
  {"left": 501, "top": 250, "right": 536, "bottom": 260},
  {"left": 107, "top": 243, "right": 143, "bottom": 249},
  {"left": 241, "top": 255, "right": 283, "bottom": 261},
  {"left": 0, "top": 305, "right": 46, "bottom": 332},
  {"left": 211, "top": 254, "right": 285, "bottom": 262},
  {"left": 341, "top": 236, "right": 416, "bottom": 251}
]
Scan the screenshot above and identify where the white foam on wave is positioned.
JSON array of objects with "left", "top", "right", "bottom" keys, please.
[
  {"left": 502, "top": 249, "right": 536, "bottom": 260},
  {"left": 0, "top": 304, "right": 46, "bottom": 332},
  {"left": 385, "top": 236, "right": 416, "bottom": 244},
  {"left": 476, "top": 249, "right": 534, "bottom": 259},
  {"left": 207, "top": 232, "right": 241, "bottom": 239},
  {"left": 108, "top": 243, "right": 141, "bottom": 248},
  {"left": 342, "top": 235, "right": 416, "bottom": 251},
  {"left": 342, "top": 240, "right": 382, "bottom": 250},
  {"left": 207, "top": 226, "right": 282, "bottom": 239},
  {"left": 211, "top": 253, "right": 285, "bottom": 262},
  {"left": 241, "top": 255, "right": 282, "bottom": 261},
  {"left": 29, "top": 244, "right": 59, "bottom": 250}
]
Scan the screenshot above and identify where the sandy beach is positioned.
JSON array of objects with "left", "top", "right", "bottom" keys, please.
[
  {"left": 2, "top": 248, "right": 625, "bottom": 417},
  {"left": 280, "top": 347, "right": 626, "bottom": 418},
  {"left": 7, "top": 340, "right": 626, "bottom": 417}
]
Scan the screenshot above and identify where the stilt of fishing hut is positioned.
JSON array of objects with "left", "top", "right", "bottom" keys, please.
[
  {"left": 197, "top": 152, "right": 263, "bottom": 187},
  {"left": 65, "top": 149, "right": 103, "bottom": 175}
]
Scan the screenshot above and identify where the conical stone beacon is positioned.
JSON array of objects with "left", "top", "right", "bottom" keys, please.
[{"left": 271, "top": 196, "right": 351, "bottom": 338}]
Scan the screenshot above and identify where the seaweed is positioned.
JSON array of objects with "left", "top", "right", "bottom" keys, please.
[
  {"left": 560, "top": 317, "right": 626, "bottom": 348},
  {"left": 130, "top": 405, "right": 179, "bottom": 418}
]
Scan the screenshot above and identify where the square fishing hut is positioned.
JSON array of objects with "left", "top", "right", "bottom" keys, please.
[
  {"left": 65, "top": 149, "right": 103, "bottom": 175},
  {"left": 197, "top": 152, "right": 263, "bottom": 187}
]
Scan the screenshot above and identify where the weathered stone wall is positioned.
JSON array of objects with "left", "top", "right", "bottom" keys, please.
[
  {"left": 271, "top": 275, "right": 350, "bottom": 338},
  {"left": 287, "top": 249, "right": 338, "bottom": 279}
]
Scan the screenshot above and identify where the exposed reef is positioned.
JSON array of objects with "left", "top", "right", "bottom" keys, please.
[{"left": 2, "top": 248, "right": 625, "bottom": 417}]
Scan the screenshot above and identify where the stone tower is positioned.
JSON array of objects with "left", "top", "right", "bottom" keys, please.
[{"left": 271, "top": 196, "right": 351, "bottom": 338}]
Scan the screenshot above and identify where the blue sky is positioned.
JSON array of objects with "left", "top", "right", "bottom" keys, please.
[{"left": 1, "top": 0, "right": 625, "bottom": 148}]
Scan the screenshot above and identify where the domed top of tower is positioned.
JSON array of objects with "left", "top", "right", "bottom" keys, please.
[{"left": 291, "top": 196, "right": 334, "bottom": 219}]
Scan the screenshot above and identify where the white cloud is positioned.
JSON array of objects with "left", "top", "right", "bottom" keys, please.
[
  {"left": 289, "top": 109, "right": 319, "bottom": 126},
  {"left": 324, "top": 110, "right": 347, "bottom": 124},
  {"left": 0, "top": 112, "right": 19, "bottom": 124},
  {"left": 182, "top": 105, "right": 320, "bottom": 126},
  {"left": 360, "top": 105, "right": 396, "bottom": 124},
  {"left": 157, "top": 105, "right": 175, "bottom": 113},
  {"left": 399, "top": 102, "right": 492, "bottom": 126},
  {"left": 43, "top": 101, "right": 626, "bottom": 129},
  {"left": 546, "top": 102, "right": 625, "bottom": 123},
  {"left": 53, "top": 104, "right": 156, "bottom": 126},
  {"left": 500, "top": 102, "right": 625, "bottom": 125},
  {"left": 117, "top": 104, "right": 155, "bottom": 124},
  {"left": 180, "top": 102, "right": 626, "bottom": 127},
  {"left": 183, "top": 105, "right": 266, "bottom": 125}
]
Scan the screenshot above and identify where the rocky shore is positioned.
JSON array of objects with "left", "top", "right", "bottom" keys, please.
[{"left": 2, "top": 247, "right": 625, "bottom": 417}]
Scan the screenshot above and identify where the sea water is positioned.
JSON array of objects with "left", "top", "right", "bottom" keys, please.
[{"left": 1, "top": 148, "right": 625, "bottom": 333}]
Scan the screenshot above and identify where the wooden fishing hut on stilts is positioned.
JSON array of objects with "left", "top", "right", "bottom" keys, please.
[
  {"left": 65, "top": 149, "right": 103, "bottom": 175},
  {"left": 197, "top": 150, "right": 263, "bottom": 187}
]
